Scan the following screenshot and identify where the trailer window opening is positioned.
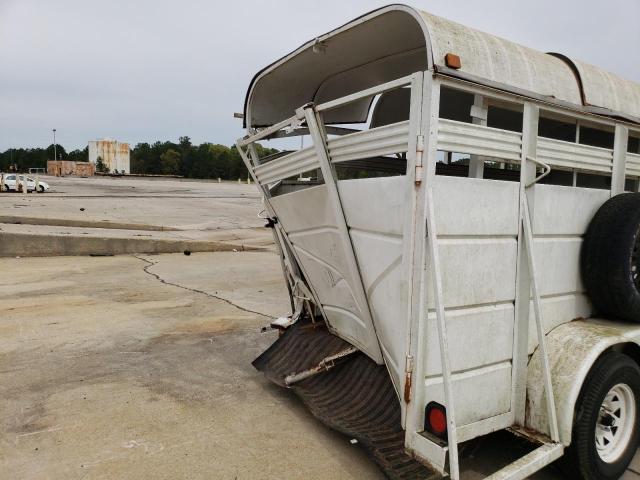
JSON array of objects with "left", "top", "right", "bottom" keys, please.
[
  {"left": 439, "top": 87, "right": 475, "bottom": 123},
  {"left": 267, "top": 167, "right": 325, "bottom": 197},
  {"left": 253, "top": 138, "right": 326, "bottom": 198},
  {"left": 436, "top": 91, "right": 524, "bottom": 182},
  {"left": 625, "top": 177, "right": 638, "bottom": 192},
  {"left": 539, "top": 115, "right": 577, "bottom": 142},
  {"left": 369, "top": 89, "right": 410, "bottom": 128},
  {"left": 576, "top": 172, "right": 611, "bottom": 190},
  {"left": 335, "top": 158, "right": 407, "bottom": 180},
  {"left": 487, "top": 105, "right": 523, "bottom": 133},
  {"left": 537, "top": 169, "right": 574, "bottom": 186},
  {"left": 579, "top": 125, "right": 615, "bottom": 149}
]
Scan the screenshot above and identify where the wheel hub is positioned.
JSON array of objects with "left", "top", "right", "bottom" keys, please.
[{"left": 595, "top": 383, "right": 636, "bottom": 463}]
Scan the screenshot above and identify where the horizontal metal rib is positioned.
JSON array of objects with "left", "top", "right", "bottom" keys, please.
[
  {"left": 437, "top": 119, "right": 522, "bottom": 162},
  {"left": 626, "top": 152, "right": 640, "bottom": 176},
  {"left": 328, "top": 121, "right": 410, "bottom": 163},
  {"left": 254, "top": 147, "right": 319, "bottom": 184},
  {"left": 537, "top": 137, "right": 613, "bottom": 173}
]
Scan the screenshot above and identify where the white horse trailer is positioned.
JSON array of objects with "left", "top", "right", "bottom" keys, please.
[{"left": 237, "top": 5, "right": 640, "bottom": 479}]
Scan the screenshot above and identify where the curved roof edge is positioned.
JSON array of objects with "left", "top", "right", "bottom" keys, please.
[
  {"left": 243, "top": 4, "right": 640, "bottom": 128},
  {"left": 242, "top": 4, "right": 430, "bottom": 128},
  {"left": 548, "top": 53, "right": 640, "bottom": 123}
]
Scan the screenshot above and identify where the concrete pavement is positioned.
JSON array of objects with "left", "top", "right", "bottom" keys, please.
[
  {"left": 0, "top": 176, "right": 273, "bottom": 256},
  {"left": 0, "top": 252, "right": 384, "bottom": 480}
]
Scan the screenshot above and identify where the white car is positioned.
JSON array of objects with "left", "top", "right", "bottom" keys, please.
[{"left": 2, "top": 174, "right": 50, "bottom": 193}]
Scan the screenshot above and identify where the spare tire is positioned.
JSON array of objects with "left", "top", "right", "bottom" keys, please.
[{"left": 582, "top": 193, "right": 640, "bottom": 322}]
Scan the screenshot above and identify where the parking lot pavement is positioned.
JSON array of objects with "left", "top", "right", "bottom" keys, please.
[
  {"left": 0, "top": 175, "right": 265, "bottom": 231},
  {"left": 0, "top": 176, "right": 275, "bottom": 256},
  {"left": 0, "top": 252, "right": 385, "bottom": 480}
]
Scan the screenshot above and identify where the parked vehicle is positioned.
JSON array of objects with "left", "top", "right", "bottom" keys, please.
[
  {"left": 238, "top": 5, "right": 640, "bottom": 480},
  {"left": 2, "top": 174, "right": 50, "bottom": 192}
]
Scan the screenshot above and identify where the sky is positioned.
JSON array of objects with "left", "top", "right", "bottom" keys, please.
[{"left": 1, "top": 0, "right": 638, "bottom": 151}]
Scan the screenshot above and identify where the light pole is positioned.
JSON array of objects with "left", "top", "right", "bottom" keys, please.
[{"left": 52, "top": 129, "right": 57, "bottom": 161}]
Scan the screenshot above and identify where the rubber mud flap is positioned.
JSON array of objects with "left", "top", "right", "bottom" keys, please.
[{"left": 253, "top": 320, "right": 439, "bottom": 480}]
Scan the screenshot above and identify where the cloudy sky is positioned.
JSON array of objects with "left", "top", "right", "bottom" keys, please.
[{"left": 1, "top": 0, "right": 638, "bottom": 151}]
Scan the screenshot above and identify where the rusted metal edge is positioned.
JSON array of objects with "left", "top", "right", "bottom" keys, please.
[{"left": 284, "top": 346, "right": 358, "bottom": 385}]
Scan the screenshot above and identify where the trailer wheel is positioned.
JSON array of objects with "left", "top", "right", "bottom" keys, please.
[
  {"left": 582, "top": 193, "right": 640, "bottom": 322},
  {"left": 565, "top": 352, "right": 640, "bottom": 480}
]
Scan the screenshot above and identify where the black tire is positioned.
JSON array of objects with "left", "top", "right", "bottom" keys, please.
[
  {"left": 582, "top": 193, "right": 640, "bottom": 322},
  {"left": 39, "top": 185, "right": 45, "bottom": 193},
  {"left": 564, "top": 352, "right": 640, "bottom": 480}
]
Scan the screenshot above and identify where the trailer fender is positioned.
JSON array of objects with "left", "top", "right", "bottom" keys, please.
[{"left": 525, "top": 319, "right": 640, "bottom": 445}]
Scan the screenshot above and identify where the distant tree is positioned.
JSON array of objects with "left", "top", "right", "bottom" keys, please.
[
  {"left": 45, "top": 144, "right": 67, "bottom": 160},
  {"left": 160, "top": 149, "right": 181, "bottom": 174},
  {"left": 67, "top": 146, "right": 89, "bottom": 162},
  {"left": 130, "top": 142, "right": 151, "bottom": 174},
  {"left": 95, "top": 156, "right": 109, "bottom": 173},
  {"left": 0, "top": 147, "right": 48, "bottom": 171},
  {"left": 178, "top": 136, "right": 192, "bottom": 150},
  {"left": 3, "top": 138, "right": 279, "bottom": 178}
]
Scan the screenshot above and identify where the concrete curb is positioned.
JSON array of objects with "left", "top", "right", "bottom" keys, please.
[
  {"left": 0, "top": 232, "right": 257, "bottom": 257},
  {"left": 0, "top": 216, "right": 178, "bottom": 232}
]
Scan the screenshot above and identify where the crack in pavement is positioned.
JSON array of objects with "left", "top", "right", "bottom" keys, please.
[{"left": 134, "top": 255, "right": 274, "bottom": 319}]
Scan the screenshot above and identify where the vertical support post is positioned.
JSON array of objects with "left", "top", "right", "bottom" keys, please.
[
  {"left": 247, "top": 143, "right": 262, "bottom": 168},
  {"left": 572, "top": 123, "right": 581, "bottom": 187},
  {"left": 425, "top": 79, "right": 460, "bottom": 480},
  {"left": 402, "top": 72, "right": 425, "bottom": 429},
  {"left": 409, "top": 75, "right": 461, "bottom": 480},
  {"left": 512, "top": 102, "right": 539, "bottom": 425},
  {"left": 611, "top": 124, "right": 629, "bottom": 196},
  {"left": 425, "top": 188, "right": 460, "bottom": 480},
  {"left": 521, "top": 178, "right": 560, "bottom": 442},
  {"left": 404, "top": 73, "right": 432, "bottom": 438},
  {"left": 468, "top": 94, "right": 488, "bottom": 178},
  {"left": 303, "top": 104, "right": 384, "bottom": 363}
]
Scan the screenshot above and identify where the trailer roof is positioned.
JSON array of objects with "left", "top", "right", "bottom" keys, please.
[{"left": 244, "top": 4, "right": 640, "bottom": 128}]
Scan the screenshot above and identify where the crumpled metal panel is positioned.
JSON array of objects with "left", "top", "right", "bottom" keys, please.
[{"left": 253, "top": 321, "right": 439, "bottom": 480}]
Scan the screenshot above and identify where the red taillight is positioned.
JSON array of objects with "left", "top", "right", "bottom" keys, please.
[{"left": 425, "top": 402, "right": 447, "bottom": 438}]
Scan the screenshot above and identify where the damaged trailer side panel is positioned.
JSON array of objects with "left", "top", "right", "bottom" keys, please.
[{"left": 239, "top": 4, "right": 640, "bottom": 480}]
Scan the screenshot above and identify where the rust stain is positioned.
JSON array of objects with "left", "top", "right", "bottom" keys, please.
[
  {"left": 90, "top": 139, "right": 130, "bottom": 172},
  {"left": 164, "top": 316, "right": 249, "bottom": 335}
]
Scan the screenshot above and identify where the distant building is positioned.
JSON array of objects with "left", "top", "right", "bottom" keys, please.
[
  {"left": 47, "top": 160, "right": 96, "bottom": 177},
  {"left": 88, "top": 139, "right": 130, "bottom": 174}
]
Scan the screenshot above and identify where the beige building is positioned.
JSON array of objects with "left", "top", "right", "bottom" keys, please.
[
  {"left": 88, "top": 139, "right": 130, "bottom": 174},
  {"left": 47, "top": 160, "right": 96, "bottom": 177}
]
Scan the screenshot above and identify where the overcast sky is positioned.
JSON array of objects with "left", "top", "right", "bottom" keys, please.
[{"left": 1, "top": 0, "right": 638, "bottom": 151}]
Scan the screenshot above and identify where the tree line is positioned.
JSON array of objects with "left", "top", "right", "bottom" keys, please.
[{"left": 0, "top": 136, "right": 279, "bottom": 180}]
